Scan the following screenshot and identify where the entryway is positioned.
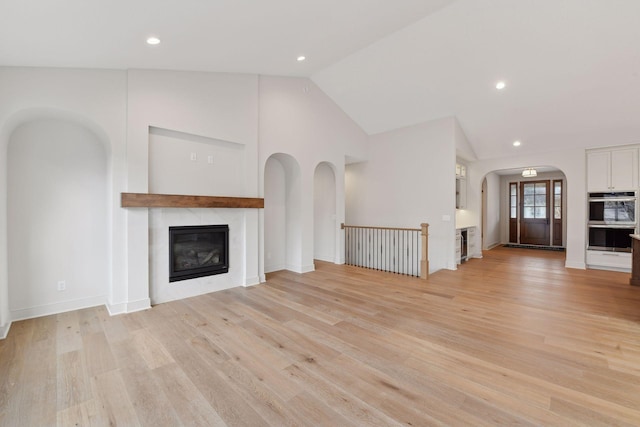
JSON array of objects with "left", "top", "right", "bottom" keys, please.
[{"left": 509, "top": 178, "right": 564, "bottom": 247}]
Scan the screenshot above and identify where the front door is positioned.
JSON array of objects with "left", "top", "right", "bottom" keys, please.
[{"left": 520, "top": 181, "right": 550, "bottom": 245}]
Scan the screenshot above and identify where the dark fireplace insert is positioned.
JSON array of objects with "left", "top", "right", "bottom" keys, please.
[{"left": 169, "top": 225, "right": 229, "bottom": 282}]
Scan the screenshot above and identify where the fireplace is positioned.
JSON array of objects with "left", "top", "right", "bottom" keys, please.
[{"left": 169, "top": 225, "right": 229, "bottom": 282}]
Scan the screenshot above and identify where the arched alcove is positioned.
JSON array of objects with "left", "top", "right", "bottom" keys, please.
[
  {"left": 4, "top": 115, "right": 110, "bottom": 321},
  {"left": 264, "top": 153, "right": 302, "bottom": 273},
  {"left": 313, "top": 162, "right": 337, "bottom": 263}
]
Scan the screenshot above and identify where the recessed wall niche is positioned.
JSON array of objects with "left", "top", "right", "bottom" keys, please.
[
  {"left": 148, "top": 127, "right": 246, "bottom": 196},
  {"left": 8, "top": 118, "right": 108, "bottom": 318}
]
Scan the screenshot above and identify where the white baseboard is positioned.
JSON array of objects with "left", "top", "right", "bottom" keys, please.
[
  {"left": 0, "top": 321, "right": 11, "bottom": 340},
  {"left": 259, "top": 274, "right": 266, "bottom": 283},
  {"left": 106, "top": 302, "right": 126, "bottom": 316},
  {"left": 565, "top": 260, "right": 586, "bottom": 270},
  {"left": 484, "top": 242, "right": 501, "bottom": 250},
  {"left": 244, "top": 276, "right": 261, "bottom": 287},
  {"left": 300, "top": 264, "right": 315, "bottom": 274},
  {"left": 286, "top": 263, "right": 315, "bottom": 274},
  {"left": 314, "top": 254, "right": 333, "bottom": 263},
  {"left": 107, "top": 298, "right": 151, "bottom": 316},
  {"left": 264, "top": 263, "right": 285, "bottom": 274},
  {"left": 10, "top": 295, "right": 107, "bottom": 322},
  {"left": 126, "top": 298, "right": 151, "bottom": 313}
]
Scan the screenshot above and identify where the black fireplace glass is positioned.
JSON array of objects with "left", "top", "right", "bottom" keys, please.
[{"left": 169, "top": 225, "right": 229, "bottom": 282}]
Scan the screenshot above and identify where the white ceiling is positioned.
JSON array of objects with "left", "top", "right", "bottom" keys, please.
[{"left": 2, "top": 0, "right": 640, "bottom": 160}]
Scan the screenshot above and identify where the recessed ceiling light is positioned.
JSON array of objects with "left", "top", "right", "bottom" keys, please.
[
  {"left": 297, "top": 56, "right": 306, "bottom": 62},
  {"left": 146, "top": 37, "right": 161, "bottom": 45},
  {"left": 513, "top": 140, "right": 521, "bottom": 147},
  {"left": 496, "top": 81, "right": 506, "bottom": 90}
]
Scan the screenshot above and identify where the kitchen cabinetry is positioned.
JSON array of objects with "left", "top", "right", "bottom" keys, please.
[
  {"left": 456, "top": 226, "right": 476, "bottom": 264},
  {"left": 586, "top": 147, "right": 638, "bottom": 192},
  {"left": 585, "top": 145, "right": 638, "bottom": 272},
  {"left": 586, "top": 251, "right": 631, "bottom": 271}
]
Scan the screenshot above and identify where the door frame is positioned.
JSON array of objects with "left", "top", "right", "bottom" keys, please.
[{"left": 519, "top": 180, "right": 551, "bottom": 246}]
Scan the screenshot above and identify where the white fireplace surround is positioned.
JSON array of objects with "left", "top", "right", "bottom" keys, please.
[{"left": 149, "top": 208, "right": 246, "bottom": 304}]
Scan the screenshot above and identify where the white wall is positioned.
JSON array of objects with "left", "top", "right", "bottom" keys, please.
[
  {"left": 314, "top": 162, "right": 337, "bottom": 262},
  {"left": 259, "top": 76, "right": 368, "bottom": 272},
  {"left": 148, "top": 127, "right": 246, "bottom": 196},
  {"left": 8, "top": 119, "right": 108, "bottom": 320},
  {"left": 467, "top": 150, "right": 585, "bottom": 269},
  {"left": 0, "top": 68, "right": 369, "bottom": 337},
  {"left": 126, "top": 70, "right": 261, "bottom": 310},
  {"left": 0, "top": 67, "right": 127, "bottom": 338},
  {"left": 346, "top": 117, "right": 457, "bottom": 272},
  {"left": 483, "top": 172, "right": 501, "bottom": 249},
  {"left": 0, "top": 67, "right": 266, "bottom": 336},
  {"left": 264, "top": 157, "right": 287, "bottom": 272},
  {"left": 454, "top": 118, "right": 477, "bottom": 162}
]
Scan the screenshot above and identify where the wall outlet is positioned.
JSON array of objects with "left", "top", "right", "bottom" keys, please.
[
  {"left": 207, "top": 155, "right": 214, "bottom": 164},
  {"left": 57, "top": 280, "right": 66, "bottom": 291},
  {"left": 190, "top": 152, "right": 197, "bottom": 161}
]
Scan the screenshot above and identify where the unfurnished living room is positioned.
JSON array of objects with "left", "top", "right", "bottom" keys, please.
[{"left": 1, "top": 0, "right": 640, "bottom": 425}]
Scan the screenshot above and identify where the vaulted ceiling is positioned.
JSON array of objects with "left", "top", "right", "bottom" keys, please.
[{"left": 2, "top": 0, "right": 639, "bottom": 160}]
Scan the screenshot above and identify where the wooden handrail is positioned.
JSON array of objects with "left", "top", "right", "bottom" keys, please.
[
  {"left": 341, "top": 223, "right": 420, "bottom": 232},
  {"left": 421, "top": 223, "right": 429, "bottom": 280}
]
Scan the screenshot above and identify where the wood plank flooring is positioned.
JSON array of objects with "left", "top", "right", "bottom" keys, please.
[{"left": 2, "top": 246, "right": 640, "bottom": 426}]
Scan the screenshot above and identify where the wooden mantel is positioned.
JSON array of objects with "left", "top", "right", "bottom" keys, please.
[{"left": 121, "top": 193, "right": 264, "bottom": 209}]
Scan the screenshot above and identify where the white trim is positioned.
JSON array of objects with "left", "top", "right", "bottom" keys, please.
[
  {"left": 106, "top": 302, "right": 126, "bottom": 316},
  {"left": 286, "top": 263, "right": 315, "bottom": 274},
  {"left": 300, "top": 264, "right": 315, "bottom": 274},
  {"left": 565, "top": 261, "right": 586, "bottom": 270},
  {"left": 126, "top": 298, "right": 151, "bottom": 313},
  {"left": 264, "top": 263, "right": 285, "bottom": 274},
  {"left": 313, "top": 254, "right": 334, "bottom": 263},
  {"left": 10, "top": 295, "right": 106, "bottom": 322},
  {"left": 244, "top": 276, "right": 261, "bottom": 287},
  {"left": 0, "top": 321, "right": 11, "bottom": 340},
  {"left": 259, "top": 274, "right": 266, "bottom": 283},
  {"left": 107, "top": 298, "right": 151, "bottom": 315}
]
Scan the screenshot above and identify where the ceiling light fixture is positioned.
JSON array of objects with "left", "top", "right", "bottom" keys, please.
[
  {"left": 513, "top": 140, "right": 521, "bottom": 147},
  {"left": 496, "top": 81, "right": 506, "bottom": 90},
  {"left": 146, "top": 37, "right": 161, "bottom": 45},
  {"left": 297, "top": 56, "right": 306, "bottom": 62},
  {"left": 522, "top": 168, "right": 537, "bottom": 178}
]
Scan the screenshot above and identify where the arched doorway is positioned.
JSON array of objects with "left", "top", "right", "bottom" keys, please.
[
  {"left": 264, "top": 153, "right": 302, "bottom": 273},
  {"left": 313, "top": 162, "right": 337, "bottom": 263},
  {"left": 481, "top": 166, "right": 567, "bottom": 254}
]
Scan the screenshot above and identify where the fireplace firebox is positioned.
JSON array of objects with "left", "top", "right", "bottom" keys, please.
[{"left": 169, "top": 225, "right": 229, "bottom": 282}]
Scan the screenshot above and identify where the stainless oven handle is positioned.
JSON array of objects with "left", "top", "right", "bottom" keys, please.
[
  {"left": 589, "top": 197, "right": 637, "bottom": 202},
  {"left": 588, "top": 224, "right": 637, "bottom": 229}
]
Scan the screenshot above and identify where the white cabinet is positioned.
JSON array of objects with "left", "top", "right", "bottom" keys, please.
[
  {"left": 468, "top": 227, "right": 477, "bottom": 257},
  {"left": 586, "top": 251, "right": 631, "bottom": 271},
  {"left": 456, "top": 226, "right": 476, "bottom": 265},
  {"left": 456, "top": 178, "right": 467, "bottom": 209},
  {"left": 587, "top": 147, "right": 638, "bottom": 192}
]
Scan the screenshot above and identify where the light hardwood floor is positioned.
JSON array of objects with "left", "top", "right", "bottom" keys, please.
[{"left": 2, "top": 247, "right": 640, "bottom": 426}]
